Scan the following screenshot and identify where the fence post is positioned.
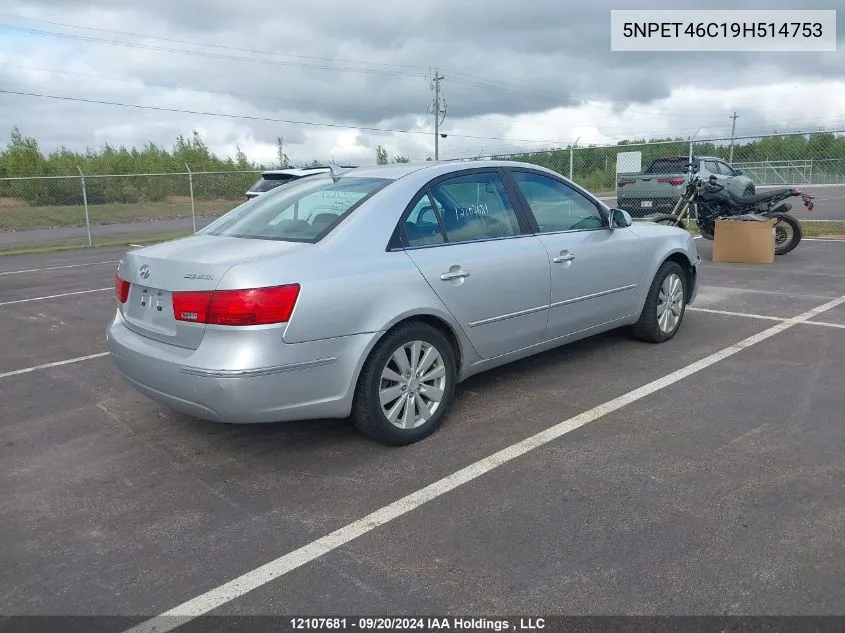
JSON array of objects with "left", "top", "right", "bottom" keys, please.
[
  {"left": 76, "top": 165, "right": 92, "bottom": 247},
  {"left": 185, "top": 163, "right": 197, "bottom": 233},
  {"left": 569, "top": 146, "right": 574, "bottom": 181},
  {"left": 688, "top": 140, "right": 694, "bottom": 176}
]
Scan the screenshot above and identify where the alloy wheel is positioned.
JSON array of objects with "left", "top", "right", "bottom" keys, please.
[
  {"left": 657, "top": 273, "right": 684, "bottom": 334},
  {"left": 379, "top": 340, "right": 447, "bottom": 429}
]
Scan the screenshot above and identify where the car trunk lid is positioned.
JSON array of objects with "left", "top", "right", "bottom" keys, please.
[{"left": 116, "top": 235, "right": 304, "bottom": 349}]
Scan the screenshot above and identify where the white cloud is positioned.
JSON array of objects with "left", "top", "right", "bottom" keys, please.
[{"left": 0, "top": 0, "right": 843, "bottom": 167}]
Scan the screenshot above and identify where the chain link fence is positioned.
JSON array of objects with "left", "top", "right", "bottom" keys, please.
[
  {"left": 472, "top": 130, "right": 845, "bottom": 221},
  {"left": 0, "top": 169, "right": 261, "bottom": 247},
  {"left": 1, "top": 130, "right": 843, "bottom": 249}
]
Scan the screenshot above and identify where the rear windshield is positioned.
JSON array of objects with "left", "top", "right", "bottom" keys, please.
[
  {"left": 203, "top": 175, "right": 392, "bottom": 242},
  {"left": 644, "top": 158, "right": 690, "bottom": 174},
  {"left": 247, "top": 175, "right": 295, "bottom": 194}
]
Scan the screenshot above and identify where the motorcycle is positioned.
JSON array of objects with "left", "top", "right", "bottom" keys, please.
[{"left": 644, "top": 165, "right": 814, "bottom": 256}]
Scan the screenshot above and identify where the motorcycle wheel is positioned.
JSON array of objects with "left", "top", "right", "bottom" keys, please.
[
  {"left": 771, "top": 213, "right": 802, "bottom": 256},
  {"left": 643, "top": 213, "right": 687, "bottom": 231}
]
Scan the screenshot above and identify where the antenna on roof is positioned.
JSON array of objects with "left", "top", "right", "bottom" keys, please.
[{"left": 328, "top": 161, "right": 352, "bottom": 183}]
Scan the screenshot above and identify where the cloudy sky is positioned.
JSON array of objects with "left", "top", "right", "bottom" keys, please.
[{"left": 0, "top": 0, "right": 843, "bottom": 167}]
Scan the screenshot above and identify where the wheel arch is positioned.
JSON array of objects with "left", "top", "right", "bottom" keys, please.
[
  {"left": 661, "top": 250, "right": 697, "bottom": 303},
  {"left": 346, "top": 309, "right": 474, "bottom": 406}
]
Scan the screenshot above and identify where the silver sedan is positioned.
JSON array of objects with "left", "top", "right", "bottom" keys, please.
[{"left": 107, "top": 160, "right": 701, "bottom": 445}]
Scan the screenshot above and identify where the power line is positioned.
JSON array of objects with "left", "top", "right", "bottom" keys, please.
[
  {"left": 0, "top": 12, "right": 433, "bottom": 72},
  {"left": 0, "top": 15, "right": 717, "bottom": 117},
  {"left": 1, "top": 63, "right": 351, "bottom": 110},
  {"left": 0, "top": 88, "right": 591, "bottom": 144},
  {"left": 0, "top": 24, "right": 428, "bottom": 78}
]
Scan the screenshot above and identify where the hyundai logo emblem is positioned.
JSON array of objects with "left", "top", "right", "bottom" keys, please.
[{"left": 139, "top": 264, "right": 151, "bottom": 279}]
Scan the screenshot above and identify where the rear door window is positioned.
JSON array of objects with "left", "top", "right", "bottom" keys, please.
[
  {"left": 428, "top": 172, "right": 523, "bottom": 243},
  {"left": 249, "top": 175, "right": 296, "bottom": 193}
]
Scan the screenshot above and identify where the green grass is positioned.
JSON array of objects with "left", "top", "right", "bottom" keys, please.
[
  {"left": 0, "top": 231, "right": 192, "bottom": 256},
  {"left": 799, "top": 221, "right": 845, "bottom": 237},
  {"left": 0, "top": 199, "right": 239, "bottom": 231}
]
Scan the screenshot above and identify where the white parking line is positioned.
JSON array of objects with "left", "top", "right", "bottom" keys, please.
[
  {"left": 0, "top": 352, "right": 109, "bottom": 380},
  {"left": 689, "top": 306, "right": 845, "bottom": 329},
  {"left": 123, "top": 295, "right": 845, "bottom": 633},
  {"left": 0, "top": 260, "right": 117, "bottom": 276},
  {"left": 689, "top": 307, "right": 785, "bottom": 321},
  {"left": 0, "top": 287, "right": 111, "bottom": 306}
]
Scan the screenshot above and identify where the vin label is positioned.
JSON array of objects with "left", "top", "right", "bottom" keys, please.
[{"left": 610, "top": 9, "right": 836, "bottom": 52}]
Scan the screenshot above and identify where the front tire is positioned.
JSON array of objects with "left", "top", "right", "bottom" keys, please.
[
  {"left": 352, "top": 322, "right": 457, "bottom": 446},
  {"left": 632, "top": 261, "right": 688, "bottom": 343}
]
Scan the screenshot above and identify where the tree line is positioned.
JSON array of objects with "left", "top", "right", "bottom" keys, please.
[
  {"left": 489, "top": 132, "right": 845, "bottom": 193},
  {"left": 1, "top": 126, "right": 842, "bottom": 207}
]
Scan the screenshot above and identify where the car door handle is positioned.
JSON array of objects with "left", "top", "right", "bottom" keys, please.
[
  {"left": 553, "top": 253, "right": 575, "bottom": 263},
  {"left": 440, "top": 270, "right": 470, "bottom": 281}
]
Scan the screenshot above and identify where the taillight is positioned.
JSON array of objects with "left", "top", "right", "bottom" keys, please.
[
  {"left": 657, "top": 177, "right": 685, "bottom": 186},
  {"left": 172, "top": 290, "right": 213, "bottom": 323},
  {"left": 115, "top": 273, "right": 130, "bottom": 303},
  {"left": 172, "top": 284, "right": 300, "bottom": 326},
  {"left": 617, "top": 179, "right": 635, "bottom": 187}
]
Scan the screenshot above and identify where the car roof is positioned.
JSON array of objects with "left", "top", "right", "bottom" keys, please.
[{"left": 341, "top": 159, "right": 571, "bottom": 181}]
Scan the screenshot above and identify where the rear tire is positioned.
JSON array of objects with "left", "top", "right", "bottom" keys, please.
[
  {"left": 632, "top": 261, "right": 688, "bottom": 344},
  {"left": 772, "top": 213, "right": 802, "bottom": 256},
  {"left": 351, "top": 321, "right": 457, "bottom": 446}
]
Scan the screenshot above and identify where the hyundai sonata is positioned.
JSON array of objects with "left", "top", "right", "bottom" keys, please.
[{"left": 107, "top": 161, "right": 700, "bottom": 445}]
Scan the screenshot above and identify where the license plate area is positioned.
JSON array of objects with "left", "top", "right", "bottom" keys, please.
[
  {"left": 126, "top": 285, "right": 177, "bottom": 335},
  {"left": 641, "top": 200, "right": 653, "bottom": 208}
]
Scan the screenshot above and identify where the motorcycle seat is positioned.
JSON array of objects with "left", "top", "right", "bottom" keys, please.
[{"left": 728, "top": 188, "right": 793, "bottom": 204}]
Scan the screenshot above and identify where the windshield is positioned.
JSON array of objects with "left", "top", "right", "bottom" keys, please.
[{"left": 202, "top": 175, "right": 392, "bottom": 242}]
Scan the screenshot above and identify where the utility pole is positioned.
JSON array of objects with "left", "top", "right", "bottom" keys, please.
[
  {"left": 728, "top": 111, "right": 739, "bottom": 163},
  {"left": 430, "top": 70, "right": 446, "bottom": 160}
]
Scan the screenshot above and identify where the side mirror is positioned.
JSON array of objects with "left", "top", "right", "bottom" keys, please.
[
  {"left": 734, "top": 169, "right": 743, "bottom": 175},
  {"left": 609, "top": 208, "right": 632, "bottom": 228}
]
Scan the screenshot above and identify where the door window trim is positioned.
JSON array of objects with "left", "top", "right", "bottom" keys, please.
[
  {"left": 388, "top": 167, "right": 537, "bottom": 251},
  {"left": 502, "top": 167, "right": 611, "bottom": 236}
]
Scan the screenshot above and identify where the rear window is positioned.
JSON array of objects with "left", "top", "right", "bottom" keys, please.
[
  {"left": 644, "top": 158, "right": 689, "bottom": 174},
  {"left": 203, "top": 175, "right": 392, "bottom": 242},
  {"left": 247, "top": 175, "right": 295, "bottom": 194}
]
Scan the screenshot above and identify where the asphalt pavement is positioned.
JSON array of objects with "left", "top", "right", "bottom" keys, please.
[{"left": 1, "top": 239, "right": 844, "bottom": 628}]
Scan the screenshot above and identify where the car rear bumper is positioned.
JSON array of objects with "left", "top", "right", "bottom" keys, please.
[
  {"left": 617, "top": 195, "right": 679, "bottom": 217},
  {"left": 106, "top": 311, "right": 379, "bottom": 423}
]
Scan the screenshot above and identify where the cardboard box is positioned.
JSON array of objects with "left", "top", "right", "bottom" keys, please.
[{"left": 712, "top": 217, "right": 777, "bottom": 264}]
